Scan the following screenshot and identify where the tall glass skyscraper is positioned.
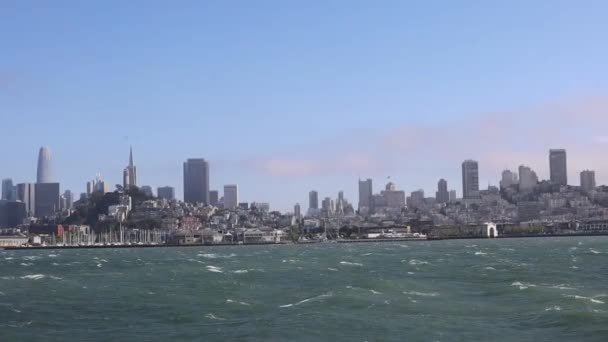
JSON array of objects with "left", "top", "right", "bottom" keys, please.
[
  {"left": 37, "top": 147, "right": 52, "bottom": 183},
  {"left": 549, "top": 149, "right": 568, "bottom": 185},
  {"left": 358, "top": 179, "right": 373, "bottom": 209},
  {"left": 183, "top": 158, "right": 210, "bottom": 204}
]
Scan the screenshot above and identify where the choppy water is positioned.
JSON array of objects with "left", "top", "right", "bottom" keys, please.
[{"left": 1, "top": 237, "right": 608, "bottom": 341}]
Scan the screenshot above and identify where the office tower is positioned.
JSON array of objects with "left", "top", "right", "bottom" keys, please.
[
  {"left": 518, "top": 165, "right": 539, "bottom": 191},
  {"left": 321, "top": 197, "right": 332, "bottom": 215},
  {"left": 209, "top": 190, "right": 219, "bottom": 207},
  {"left": 358, "top": 178, "right": 373, "bottom": 209},
  {"left": 409, "top": 189, "right": 425, "bottom": 208},
  {"left": 37, "top": 147, "right": 52, "bottom": 183},
  {"left": 223, "top": 184, "right": 238, "bottom": 210},
  {"left": 309, "top": 191, "right": 319, "bottom": 210},
  {"left": 462, "top": 160, "right": 480, "bottom": 199},
  {"left": 449, "top": 190, "right": 457, "bottom": 202},
  {"left": 580, "top": 170, "right": 596, "bottom": 192},
  {"left": 157, "top": 186, "right": 175, "bottom": 200},
  {"left": 294, "top": 203, "right": 301, "bottom": 218},
  {"left": 381, "top": 183, "right": 406, "bottom": 209},
  {"left": 35, "top": 183, "right": 60, "bottom": 217},
  {"left": 0, "top": 200, "right": 26, "bottom": 228},
  {"left": 123, "top": 147, "right": 137, "bottom": 189},
  {"left": 500, "top": 170, "right": 518, "bottom": 189},
  {"left": 183, "top": 158, "right": 210, "bottom": 204},
  {"left": 62, "top": 190, "right": 73, "bottom": 210},
  {"left": 2, "top": 178, "right": 14, "bottom": 200},
  {"left": 549, "top": 149, "right": 567, "bottom": 185},
  {"left": 140, "top": 185, "right": 153, "bottom": 197},
  {"left": 16, "top": 183, "right": 35, "bottom": 216},
  {"left": 435, "top": 179, "right": 449, "bottom": 203}
]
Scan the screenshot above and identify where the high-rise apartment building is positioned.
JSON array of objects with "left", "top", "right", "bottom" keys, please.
[
  {"left": 580, "top": 170, "right": 596, "bottom": 192},
  {"left": 223, "top": 184, "right": 238, "bottom": 210},
  {"left": 462, "top": 160, "right": 480, "bottom": 199}
]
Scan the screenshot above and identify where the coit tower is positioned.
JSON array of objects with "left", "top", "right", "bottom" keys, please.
[{"left": 37, "top": 147, "right": 53, "bottom": 183}]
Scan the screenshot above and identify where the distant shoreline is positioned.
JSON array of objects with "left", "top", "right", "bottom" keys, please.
[{"left": 2, "top": 233, "right": 608, "bottom": 251}]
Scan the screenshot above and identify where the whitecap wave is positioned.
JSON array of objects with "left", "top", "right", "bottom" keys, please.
[
  {"left": 403, "top": 291, "right": 439, "bottom": 297},
  {"left": 565, "top": 295, "right": 604, "bottom": 304},
  {"left": 370, "top": 290, "right": 382, "bottom": 295},
  {"left": 339, "top": 261, "right": 363, "bottom": 267},
  {"left": 475, "top": 251, "right": 487, "bottom": 256},
  {"left": 20, "top": 263, "right": 33, "bottom": 267},
  {"left": 545, "top": 306, "right": 562, "bottom": 312},
  {"left": 206, "top": 266, "right": 223, "bottom": 273},
  {"left": 327, "top": 268, "right": 338, "bottom": 272},
  {"left": 407, "top": 259, "right": 429, "bottom": 266},
  {"left": 205, "top": 313, "right": 226, "bottom": 320},
  {"left": 226, "top": 299, "right": 251, "bottom": 306},
  {"left": 279, "top": 292, "right": 333, "bottom": 308},
  {"left": 589, "top": 249, "right": 602, "bottom": 254},
  {"left": 21, "top": 274, "right": 45, "bottom": 280},
  {"left": 511, "top": 281, "right": 537, "bottom": 290}
]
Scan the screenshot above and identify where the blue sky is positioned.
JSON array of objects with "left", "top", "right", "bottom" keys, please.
[{"left": 2, "top": 1, "right": 608, "bottom": 211}]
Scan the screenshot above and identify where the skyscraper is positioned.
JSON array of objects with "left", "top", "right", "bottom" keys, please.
[
  {"left": 35, "top": 183, "right": 60, "bottom": 217},
  {"left": 62, "top": 190, "right": 73, "bottom": 210},
  {"left": 16, "top": 183, "right": 35, "bottom": 216},
  {"left": 223, "top": 184, "right": 238, "bottom": 210},
  {"left": 309, "top": 191, "right": 319, "bottom": 210},
  {"left": 435, "top": 179, "right": 449, "bottom": 203},
  {"left": 157, "top": 186, "right": 175, "bottom": 200},
  {"left": 500, "top": 170, "right": 518, "bottom": 189},
  {"left": 580, "top": 170, "right": 596, "bottom": 192},
  {"left": 2, "top": 178, "right": 14, "bottom": 200},
  {"left": 37, "top": 147, "right": 52, "bottom": 183},
  {"left": 518, "top": 165, "right": 539, "bottom": 191},
  {"left": 462, "top": 160, "right": 480, "bottom": 199},
  {"left": 183, "top": 158, "right": 210, "bottom": 204},
  {"left": 123, "top": 147, "right": 137, "bottom": 189},
  {"left": 294, "top": 203, "right": 301, "bottom": 219},
  {"left": 209, "top": 190, "right": 219, "bottom": 207},
  {"left": 549, "top": 149, "right": 567, "bottom": 185},
  {"left": 449, "top": 190, "right": 457, "bottom": 202},
  {"left": 358, "top": 178, "right": 373, "bottom": 209}
]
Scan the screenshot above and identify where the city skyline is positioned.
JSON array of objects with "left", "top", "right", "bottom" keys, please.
[
  {"left": 2, "top": 2, "right": 608, "bottom": 211},
  {"left": 0, "top": 145, "right": 606, "bottom": 213}
]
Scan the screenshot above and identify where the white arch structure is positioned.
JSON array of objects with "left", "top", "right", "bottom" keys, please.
[{"left": 485, "top": 222, "right": 498, "bottom": 238}]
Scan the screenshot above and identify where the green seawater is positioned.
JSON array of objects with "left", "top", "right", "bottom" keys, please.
[{"left": 1, "top": 237, "right": 607, "bottom": 341}]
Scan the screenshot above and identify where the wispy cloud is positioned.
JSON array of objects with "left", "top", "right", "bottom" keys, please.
[{"left": 244, "top": 95, "right": 608, "bottom": 187}]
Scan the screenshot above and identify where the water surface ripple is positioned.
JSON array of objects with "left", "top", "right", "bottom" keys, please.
[{"left": 1, "top": 237, "right": 607, "bottom": 341}]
